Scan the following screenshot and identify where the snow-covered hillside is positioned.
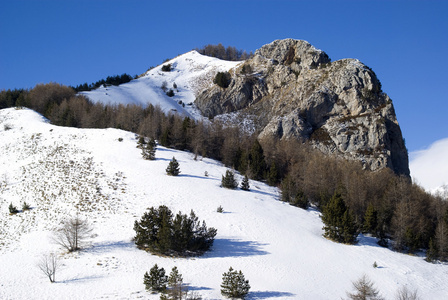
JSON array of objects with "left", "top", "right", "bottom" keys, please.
[
  {"left": 1, "top": 108, "right": 447, "bottom": 299},
  {"left": 80, "top": 51, "right": 240, "bottom": 119}
]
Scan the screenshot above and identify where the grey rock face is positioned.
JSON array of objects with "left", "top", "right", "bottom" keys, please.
[{"left": 195, "top": 39, "right": 409, "bottom": 176}]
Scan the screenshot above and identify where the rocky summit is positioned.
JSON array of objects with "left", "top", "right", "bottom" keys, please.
[{"left": 195, "top": 39, "right": 409, "bottom": 176}]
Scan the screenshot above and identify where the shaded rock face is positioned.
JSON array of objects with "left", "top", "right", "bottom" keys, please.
[{"left": 195, "top": 39, "right": 409, "bottom": 176}]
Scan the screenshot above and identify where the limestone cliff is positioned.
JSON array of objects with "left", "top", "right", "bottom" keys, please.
[{"left": 195, "top": 39, "right": 409, "bottom": 176}]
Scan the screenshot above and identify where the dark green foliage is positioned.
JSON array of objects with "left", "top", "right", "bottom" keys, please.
[
  {"left": 142, "top": 138, "right": 156, "bottom": 160},
  {"left": 291, "top": 190, "right": 309, "bottom": 209},
  {"left": 240, "top": 175, "right": 250, "bottom": 191},
  {"left": 267, "top": 162, "right": 279, "bottom": 186},
  {"left": 280, "top": 176, "right": 309, "bottom": 209},
  {"left": 165, "top": 266, "right": 186, "bottom": 300},
  {"left": 71, "top": 73, "right": 133, "bottom": 92},
  {"left": 217, "top": 205, "right": 224, "bottom": 213},
  {"left": 220, "top": 267, "right": 250, "bottom": 299},
  {"left": 133, "top": 206, "right": 217, "bottom": 256},
  {"left": 363, "top": 204, "right": 378, "bottom": 235},
  {"left": 426, "top": 238, "right": 437, "bottom": 262},
  {"left": 222, "top": 170, "right": 238, "bottom": 189},
  {"left": 137, "top": 136, "right": 146, "bottom": 148},
  {"left": 240, "top": 64, "right": 252, "bottom": 75},
  {"left": 214, "top": 72, "right": 231, "bottom": 88},
  {"left": 166, "top": 157, "right": 180, "bottom": 176},
  {"left": 321, "top": 192, "right": 357, "bottom": 244},
  {"left": 144, "top": 264, "right": 168, "bottom": 293},
  {"left": 248, "top": 140, "right": 265, "bottom": 181},
  {"left": 166, "top": 89, "right": 175, "bottom": 97},
  {"left": 8, "top": 203, "right": 19, "bottom": 214},
  {"left": 162, "top": 64, "right": 172, "bottom": 72}
]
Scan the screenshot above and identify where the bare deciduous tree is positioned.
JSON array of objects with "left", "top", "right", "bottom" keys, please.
[
  {"left": 346, "top": 274, "right": 383, "bottom": 300},
  {"left": 53, "top": 214, "right": 93, "bottom": 252},
  {"left": 37, "top": 253, "right": 60, "bottom": 283},
  {"left": 395, "top": 286, "right": 421, "bottom": 300}
]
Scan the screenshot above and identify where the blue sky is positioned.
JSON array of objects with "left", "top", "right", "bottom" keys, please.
[{"left": 1, "top": 0, "right": 447, "bottom": 153}]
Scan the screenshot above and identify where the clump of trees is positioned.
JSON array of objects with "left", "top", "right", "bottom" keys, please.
[
  {"left": 71, "top": 73, "right": 134, "bottom": 92},
  {"left": 196, "top": 44, "right": 253, "bottom": 61},
  {"left": 133, "top": 205, "right": 217, "bottom": 256}
]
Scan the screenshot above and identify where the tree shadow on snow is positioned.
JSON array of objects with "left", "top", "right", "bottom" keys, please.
[
  {"left": 204, "top": 239, "right": 269, "bottom": 258},
  {"left": 186, "top": 285, "right": 213, "bottom": 292},
  {"left": 90, "top": 240, "right": 135, "bottom": 254},
  {"left": 248, "top": 291, "right": 296, "bottom": 299},
  {"left": 249, "top": 187, "right": 279, "bottom": 199},
  {"left": 356, "top": 234, "right": 387, "bottom": 249}
]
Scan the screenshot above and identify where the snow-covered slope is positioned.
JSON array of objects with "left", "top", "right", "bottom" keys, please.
[
  {"left": 1, "top": 108, "right": 447, "bottom": 299},
  {"left": 80, "top": 51, "right": 240, "bottom": 119}
]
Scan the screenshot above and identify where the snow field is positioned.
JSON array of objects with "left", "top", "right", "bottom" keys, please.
[{"left": 0, "top": 108, "right": 447, "bottom": 299}]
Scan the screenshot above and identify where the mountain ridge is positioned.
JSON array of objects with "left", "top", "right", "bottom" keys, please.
[{"left": 81, "top": 39, "right": 409, "bottom": 177}]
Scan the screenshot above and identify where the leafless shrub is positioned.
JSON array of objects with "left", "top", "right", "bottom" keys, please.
[
  {"left": 37, "top": 253, "right": 60, "bottom": 283},
  {"left": 395, "top": 286, "right": 421, "bottom": 300},
  {"left": 346, "top": 274, "right": 383, "bottom": 300},
  {"left": 53, "top": 214, "right": 93, "bottom": 252}
]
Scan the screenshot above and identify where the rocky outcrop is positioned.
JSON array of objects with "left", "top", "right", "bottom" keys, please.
[{"left": 195, "top": 39, "right": 409, "bottom": 176}]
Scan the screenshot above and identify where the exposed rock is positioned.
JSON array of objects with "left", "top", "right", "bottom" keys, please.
[{"left": 195, "top": 39, "right": 409, "bottom": 176}]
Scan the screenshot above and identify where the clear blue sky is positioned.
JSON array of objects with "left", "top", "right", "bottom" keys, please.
[{"left": 1, "top": 0, "right": 447, "bottom": 153}]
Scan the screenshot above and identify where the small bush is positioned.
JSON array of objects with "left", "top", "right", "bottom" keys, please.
[
  {"left": 214, "top": 72, "right": 231, "bottom": 88},
  {"left": 166, "top": 157, "right": 180, "bottom": 176},
  {"left": 22, "top": 202, "right": 31, "bottom": 211},
  {"left": 222, "top": 170, "right": 238, "bottom": 189},
  {"left": 240, "top": 175, "right": 250, "bottom": 191},
  {"left": 217, "top": 206, "right": 224, "bottom": 213},
  {"left": 166, "top": 89, "right": 175, "bottom": 97},
  {"left": 241, "top": 64, "right": 252, "bottom": 75},
  {"left": 9, "top": 203, "right": 18, "bottom": 214},
  {"left": 162, "top": 64, "right": 172, "bottom": 72}
]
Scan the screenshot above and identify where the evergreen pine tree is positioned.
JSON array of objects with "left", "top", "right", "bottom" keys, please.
[
  {"left": 166, "top": 157, "right": 180, "bottom": 176},
  {"left": 342, "top": 209, "right": 358, "bottom": 244},
  {"left": 221, "top": 170, "right": 238, "bottom": 189},
  {"left": 248, "top": 140, "right": 265, "bottom": 180},
  {"left": 165, "top": 266, "right": 185, "bottom": 300},
  {"left": 426, "top": 238, "right": 438, "bottom": 262},
  {"left": 142, "top": 138, "right": 156, "bottom": 160},
  {"left": 363, "top": 203, "right": 378, "bottom": 235},
  {"left": 137, "top": 136, "right": 146, "bottom": 148},
  {"left": 240, "top": 175, "right": 250, "bottom": 191},
  {"left": 220, "top": 267, "right": 250, "bottom": 299},
  {"left": 291, "top": 190, "right": 309, "bottom": 209},
  {"left": 322, "top": 192, "right": 358, "bottom": 244},
  {"left": 144, "top": 264, "right": 168, "bottom": 293},
  {"left": 267, "top": 162, "right": 279, "bottom": 186}
]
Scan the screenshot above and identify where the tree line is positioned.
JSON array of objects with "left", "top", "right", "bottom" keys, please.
[
  {"left": 195, "top": 43, "right": 253, "bottom": 61},
  {"left": 1, "top": 82, "right": 447, "bottom": 262},
  {"left": 70, "top": 73, "right": 135, "bottom": 92}
]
